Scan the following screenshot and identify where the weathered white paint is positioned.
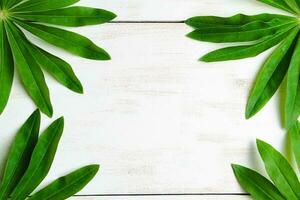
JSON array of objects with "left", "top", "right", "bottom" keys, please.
[
  {"left": 0, "top": 23, "right": 287, "bottom": 196},
  {"left": 0, "top": 1, "right": 292, "bottom": 199}
]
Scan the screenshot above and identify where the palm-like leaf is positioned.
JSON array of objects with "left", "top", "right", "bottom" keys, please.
[
  {"left": 0, "top": 110, "right": 99, "bottom": 200},
  {"left": 232, "top": 122, "right": 300, "bottom": 200},
  {"left": 186, "top": 1, "right": 300, "bottom": 129},
  {"left": 0, "top": 0, "right": 116, "bottom": 117}
]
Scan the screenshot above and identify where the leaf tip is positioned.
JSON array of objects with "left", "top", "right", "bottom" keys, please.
[
  {"left": 110, "top": 12, "right": 117, "bottom": 21},
  {"left": 32, "top": 109, "right": 41, "bottom": 119},
  {"left": 42, "top": 107, "right": 53, "bottom": 118},
  {"left": 199, "top": 55, "right": 211, "bottom": 62},
  {"left": 73, "top": 83, "right": 84, "bottom": 94},
  {"left": 231, "top": 163, "right": 238, "bottom": 169},
  {"left": 91, "top": 164, "right": 100, "bottom": 172},
  {"left": 245, "top": 110, "right": 252, "bottom": 120},
  {"left": 256, "top": 139, "right": 266, "bottom": 150},
  {"left": 185, "top": 17, "right": 195, "bottom": 26},
  {"left": 58, "top": 116, "right": 65, "bottom": 124},
  {"left": 245, "top": 100, "right": 258, "bottom": 120}
]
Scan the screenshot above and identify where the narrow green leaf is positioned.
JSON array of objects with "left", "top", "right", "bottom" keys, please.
[
  {"left": 289, "top": 123, "right": 300, "bottom": 171},
  {"left": 187, "top": 21, "right": 294, "bottom": 43},
  {"left": 232, "top": 164, "right": 285, "bottom": 200},
  {"left": 285, "top": 36, "right": 300, "bottom": 129},
  {"left": 0, "top": 21, "right": 14, "bottom": 114},
  {"left": 28, "top": 44, "right": 83, "bottom": 93},
  {"left": 3, "top": 0, "right": 24, "bottom": 9},
  {"left": 12, "top": 0, "right": 79, "bottom": 12},
  {"left": 257, "top": 139, "right": 300, "bottom": 200},
  {"left": 29, "top": 165, "right": 99, "bottom": 200},
  {"left": 185, "top": 13, "right": 295, "bottom": 29},
  {"left": 5, "top": 21, "right": 53, "bottom": 117},
  {"left": 0, "top": 110, "right": 40, "bottom": 200},
  {"left": 15, "top": 6, "right": 117, "bottom": 27},
  {"left": 257, "top": 0, "right": 297, "bottom": 14},
  {"left": 14, "top": 20, "right": 111, "bottom": 60},
  {"left": 11, "top": 117, "right": 64, "bottom": 200},
  {"left": 201, "top": 25, "right": 297, "bottom": 62},
  {"left": 246, "top": 28, "right": 299, "bottom": 119},
  {"left": 283, "top": 0, "right": 300, "bottom": 13}
]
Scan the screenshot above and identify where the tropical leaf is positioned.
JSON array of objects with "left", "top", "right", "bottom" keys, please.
[
  {"left": 6, "top": 21, "right": 53, "bottom": 117},
  {"left": 0, "top": 0, "right": 116, "bottom": 116},
  {"left": 28, "top": 43, "right": 83, "bottom": 94},
  {"left": 285, "top": 36, "right": 300, "bottom": 129},
  {"left": 11, "top": 116, "right": 65, "bottom": 199},
  {"left": 257, "top": 0, "right": 299, "bottom": 14},
  {"left": 29, "top": 165, "right": 99, "bottom": 200},
  {"left": 289, "top": 122, "right": 300, "bottom": 171},
  {"left": 186, "top": 1, "right": 300, "bottom": 128},
  {"left": 257, "top": 139, "right": 300, "bottom": 199},
  {"left": 232, "top": 164, "right": 284, "bottom": 200},
  {"left": 0, "top": 110, "right": 99, "bottom": 200},
  {"left": 245, "top": 28, "right": 298, "bottom": 119},
  {"left": 185, "top": 14, "right": 295, "bottom": 29},
  {"left": 233, "top": 127, "right": 300, "bottom": 200},
  {"left": 11, "top": 0, "right": 79, "bottom": 12},
  {"left": 187, "top": 20, "right": 295, "bottom": 43},
  {"left": 201, "top": 25, "right": 297, "bottom": 62},
  {"left": 14, "top": 6, "right": 117, "bottom": 27},
  {"left": 0, "top": 20, "right": 13, "bottom": 115},
  {"left": 15, "top": 20, "right": 111, "bottom": 60},
  {"left": 0, "top": 110, "right": 40, "bottom": 200}
]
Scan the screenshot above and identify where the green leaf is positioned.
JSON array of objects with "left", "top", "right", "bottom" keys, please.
[
  {"left": 232, "top": 164, "right": 285, "bottom": 200},
  {"left": 185, "top": 13, "right": 295, "bottom": 29},
  {"left": 10, "top": 117, "right": 64, "bottom": 200},
  {"left": 201, "top": 25, "right": 297, "bottom": 62},
  {"left": 289, "top": 123, "right": 300, "bottom": 171},
  {"left": 257, "top": 0, "right": 297, "bottom": 14},
  {"left": 0, "top": 21, "right": 14, "bottom": 114},
  {"left": 257, "top": 139, "right": 300, "bottom": 200},
  {"left": 12, "top": 0, "right": 79, "bottom": 12},
  {"left": 0, "top": 110, "right": 40, "bottom": 200},
  {"left": 27, "top": 43, "right": 83, "bottom": 94},
  {"left": 5, "top": 21, "right": 53, "bottom": 117},
  {"left": 3, "top": 0, "right": 24, "bottom": 9},
  {"left": 246, "top": 28, "right": 299, "bottom": 119},
  {"left": 15, "top": 6, "right": 117, "bottom": 27},
  {"left": 29, "top": 165, "right": 99, "bottom": 200},
  {"left": 187, "top": 20, "right": 295, "bottom": 43},
  {"left": 283, "top": 0, "right": 300, "bottom": 13},
  {"left": 14, "top": 20, "right": 111, "bottom": 60},
  {"left": 285, "top": 35, "right": 300, "bottom": 129}
]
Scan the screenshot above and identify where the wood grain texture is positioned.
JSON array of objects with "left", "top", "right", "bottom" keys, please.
[
  {"left": 0, "top": 23, "right": 287, "bottom": 196},
  {"left": 0, "top": 1, "right": 292, "bottom": 199}
]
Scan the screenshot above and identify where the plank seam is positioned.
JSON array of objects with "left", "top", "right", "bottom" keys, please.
[
  {"left": 74, "top": 193, "right": 249, "bottom": 197},
  {"left": 109, "top": 21, "right": 185, "bottom": 23}
]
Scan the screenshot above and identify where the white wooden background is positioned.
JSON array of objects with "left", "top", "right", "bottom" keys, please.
[{"left": 0, "top": 0, "right": 293, "bottom": 199}]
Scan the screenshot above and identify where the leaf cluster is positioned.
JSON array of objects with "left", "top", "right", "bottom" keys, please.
[
  {"left": 232, "top": 123, "right": 300, "bottom": 200},
  {"left": 0, "top": 0, "right": 116, "bottom": 117},
  {"left": 0, "top": 110, "right": 99, "bottom": 200},
  {"left": 186, "top": 0, "right": 300, "bottom": 129}
]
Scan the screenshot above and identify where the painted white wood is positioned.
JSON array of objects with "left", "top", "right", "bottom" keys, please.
[
  {"left": 0, "top": 23, "right": 287, "bottom": 195},
  {"left": 78, "top": 0, "right": 289, "bottom": 21},
  {"left": 70, "top": 195, "right": 251, "bottom": 200}
]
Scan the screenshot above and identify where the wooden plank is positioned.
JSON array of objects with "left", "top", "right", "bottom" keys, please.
[
  {"left": 78, "top": 0, "right": 288, "bottom": 21},
  {"left": 0, "top": 23, "right": 286, "bottom": 195},
  {"left": 70, "top": 195, "right": 250, "bottom": 200}
]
